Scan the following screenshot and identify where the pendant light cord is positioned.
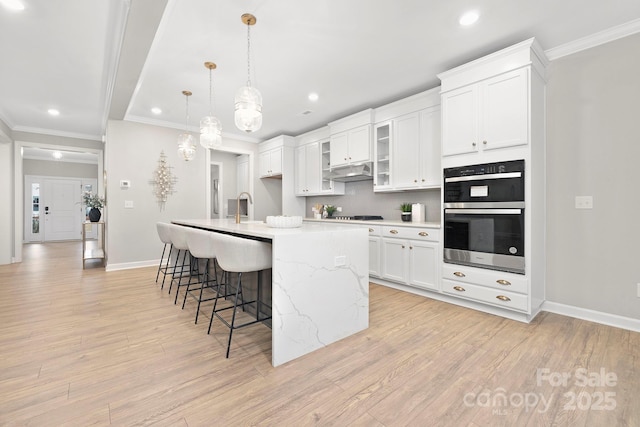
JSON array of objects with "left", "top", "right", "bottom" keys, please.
[
  {"left": 184, "top": 93, "right": 190, "bottom": 133},
  {"left": 246, "top": 23, "right": 252, "bottom": 87}
]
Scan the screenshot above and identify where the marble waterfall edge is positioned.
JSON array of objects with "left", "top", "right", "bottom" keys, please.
[{"left": 271, "top": 227, "right": 369, "bottom": 366}]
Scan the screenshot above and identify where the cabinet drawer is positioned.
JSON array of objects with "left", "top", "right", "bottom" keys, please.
[
  {"left": 442, "top": 264, "right": 528, "bottom": 294},
  {"left": 382, "top": 226, "right": 440, "bottom": 242},
  {"left": 442, "top": 279, "right": 528, "bottom": 312}
]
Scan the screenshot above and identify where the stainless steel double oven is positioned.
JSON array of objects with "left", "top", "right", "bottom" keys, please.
[{"left": 443, "top": 160, "right": 525, "bottom": 274}]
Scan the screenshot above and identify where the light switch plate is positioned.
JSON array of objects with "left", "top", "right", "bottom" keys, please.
[
  {"left": 124, "top": 200, "right": 134, "bottom": 209},
  {"left": 575, "top": 196, "right": 593, "bottom": 209}
]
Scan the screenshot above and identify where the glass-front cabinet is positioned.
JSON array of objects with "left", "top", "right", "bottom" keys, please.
[{"left": 374, "top": 121, "right": 392, "bottom": 191}]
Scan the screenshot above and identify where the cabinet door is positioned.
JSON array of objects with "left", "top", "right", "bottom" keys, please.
[
  {"left": 259, "top": 151, "right": 272, "bottom": 177},
  {"left": 393, "top": 112, "right": 421, "bottom": 189},
  {"left": 441, "top": 85, "right": 478, "bottom": 157},
  {"left": 381, "top": 238, "right": 406, "bottom": 283},
  {"left": 329, "top": 132, "right": 349, "bottom": 167},
  {"left": 294, "top": 145, "right": 306, "bottom": 195},
  {"left": 419, "top": 107, "right": 441, "bottom": 187},
  {"left": 237, "top": 157, "right": 250, "bottom": 194},
  {"left": 481, "top": 68, "right": 528, "bottom": 151},
  {"left": 304, "top": 142, "right": 321, "bottom": 193},
  {"left": 369, "top": 236, "right": 381, "bottom": 278},
  {"left": 408, "top": 240, "right": 438, "bottom": 290},
  {"left": 347, "top": 125, "right": 371, "bottom": 164},
  {"left": 269, "top": 147, "right": 283, "bottom": 175}
]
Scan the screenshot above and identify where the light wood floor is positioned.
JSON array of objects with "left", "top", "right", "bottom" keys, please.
[{"left": 1, "top": 242, "right": 638, "bottom": 426}]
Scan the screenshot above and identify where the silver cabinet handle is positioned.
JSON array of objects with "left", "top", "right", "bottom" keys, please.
[
  {"left": 418, "top": 232, "right": 428, "bottom": 237},
  {"left": 472, "top": 142, "right": 476, "bottom": 147},
  {"left": 453, "top": 271, "right": 465, "bottom": 278},
  {"left": 483, "top": 140, "right": 487, "bottom": 145},
  {"left": 453, "top": 286, "right": 465, "bottom": 292},
  {"left": 496, "top": 279, "right": 511, "bottom": 286},
  {"left": 368, "top": 228, "right": 374, "bottom": 232},
  {"left": 496, "top": 295, "right": 511, "bottom": 302},
  {"left": 389, "top": 229, "right": 398, "bottom": 234}
]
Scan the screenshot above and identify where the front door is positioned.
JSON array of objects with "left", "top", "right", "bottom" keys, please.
[{"left": 42, "top": 178, "right": 82, "bottom": 241}]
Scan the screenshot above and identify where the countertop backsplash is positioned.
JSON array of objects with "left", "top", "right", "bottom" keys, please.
[{"left": 304, "top": 180, "right": 441, "bottom": 223}]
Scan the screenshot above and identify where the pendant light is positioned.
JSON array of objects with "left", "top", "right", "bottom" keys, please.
[
  {"left": 177, "top": 90, "right": 196, "bottom": 161},
  {"left": 200, "top": 61, "right": 222, "bottom": 149},
  {"left": 234, "top": 13, "right": 262, "bottom": 133}
]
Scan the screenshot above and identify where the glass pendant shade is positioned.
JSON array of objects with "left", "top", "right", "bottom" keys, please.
[
  {"left": 177, "top": 133, "right": 196, "bottom": 161},
  {"left": 200, "top": 115, "right": 222, "bottom": 148},
  {"left": 234, "top": 85, "right": 262, "bottom": 132}
]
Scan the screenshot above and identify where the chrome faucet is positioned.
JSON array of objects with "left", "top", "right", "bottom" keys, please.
[{"left": 235, "top": 192, "right": 253, "bottom": 223}]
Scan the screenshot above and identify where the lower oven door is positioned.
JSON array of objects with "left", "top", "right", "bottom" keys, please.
[{"left": 443, "top": 207, "right": 525, "bottom": 274}]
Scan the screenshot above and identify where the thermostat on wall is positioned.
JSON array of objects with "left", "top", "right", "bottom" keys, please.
[{"left": 120, "top": 180, "right": 131, "bottom": 189}]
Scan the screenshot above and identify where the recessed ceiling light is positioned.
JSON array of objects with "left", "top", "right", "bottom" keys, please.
[
  {"left": 151, "top": 107, "right": 162, "bottom": 115},
  {"left": 308, "top": 92, "right": 319, "bottom": 102},
  {"left": 459, "top": 11, "right": 479, "bottom": 26},
  {"left": 52, "top": 151, "right": 63, "bottom": 159},
  {"left": 0, "top": 0, "right": 25, "bottom": 11},
  {"left": 47, "top": 109, "right": 60, "bottom": 116}
]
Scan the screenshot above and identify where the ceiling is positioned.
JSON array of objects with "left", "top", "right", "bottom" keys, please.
[{"left": 2, "top": 0, "right": 640, "bottom": 144}]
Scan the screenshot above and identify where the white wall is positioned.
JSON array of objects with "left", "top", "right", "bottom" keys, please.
[
  {"left": 546, "top": 33, "right": 640, "bottom": 319},
  {"left": 23, "top": 159, "right": 98, "bottom": 178},
  {"left": 105, "top": 120, "right": 265, "bottom": 268},
  {"left": 0, "top": 138, "right": 12, "bottom": 264}
]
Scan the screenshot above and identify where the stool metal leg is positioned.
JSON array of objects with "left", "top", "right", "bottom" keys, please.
[
  {"left": 156, "top": 243, "right": 167, "bottom": 282},
  {"left": 226, "top": 272, "right": 243, "bottom": 358}
]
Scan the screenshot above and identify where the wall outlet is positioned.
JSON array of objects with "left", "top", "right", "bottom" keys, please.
[
  {"left": 334, "top": 255, "right": 346, "bottom": 267},
  {"left": 575, "top": 196, "right": 593, "bottom": 209},
  {"left": 124, "top": 200, "right": 134, "bottom": 209},
  {"left": 337, "top": 206, "right": 342, "bottom": 212}
]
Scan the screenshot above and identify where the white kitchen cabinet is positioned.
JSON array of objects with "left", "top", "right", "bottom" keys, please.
[
  {"left": 295, "top": 142, "right": 320, "bottom": 195},
  {"left": 330, "top": 124, "right": 372, "bottom": 167},
  {"left": 441, "top": 67, "right": 529, "bottom": 157},
  {"left": 259, "top": 146, "right": 283, "bottom": 178},
  {"left": 380, "top": 226, "right": 440, "bottom": 291},
  {"left": 373, "top": 121, "right": 391, "bottom": 190},
  {"left": 391, "top": 107, "right": 441, "bottom": 190},
  {"left": 236, "top": 154, "right": 250, "bottom": 195},
  {"left": 368, "top": 226, "right": 381, "bottom": 278},
  {"left": 373, "top": 88, "right": 441, "bottom": 192}
]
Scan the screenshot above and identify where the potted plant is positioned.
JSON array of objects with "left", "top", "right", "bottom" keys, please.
[
  {"left": 83, "top": 191, "right": 106, "bottom": 222},
  {"left": 324, "top": 205, "right": 337, "bottom": 218},
  {"left": 400, "top": 202, "right": 412, "bottom": 222}
]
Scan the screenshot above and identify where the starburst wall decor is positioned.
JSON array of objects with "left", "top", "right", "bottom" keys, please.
[{"left": 150, "top": 151, "right": 178, "bottom": 211}]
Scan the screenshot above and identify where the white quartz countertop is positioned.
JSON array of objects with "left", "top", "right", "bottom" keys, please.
[
  {"left": 303, "top": 218, "right": 441, "bottom": 228},
  {"left": 172, "top": 218, "right": 361, "bottom": 240}
]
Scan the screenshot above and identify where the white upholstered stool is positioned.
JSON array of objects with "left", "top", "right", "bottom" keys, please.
[
  {"left": 167, "top": 224, "right": 193, "bottom": 303},
  {"left": 207, "top": 233, "right": 272, "bottom": 358},
  {"left": 181, "top": 227, "right": 222, "bottom": 324},
  {"left": 155, "top": 222, "right": 174, "bottom": 289}
]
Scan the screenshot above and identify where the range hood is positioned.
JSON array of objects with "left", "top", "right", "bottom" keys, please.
[{"left": 328, "top": 162, "right": 373, "bottom": 182}]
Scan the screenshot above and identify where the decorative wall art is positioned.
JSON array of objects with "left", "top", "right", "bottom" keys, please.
[{"left": 150, "top": 151, "right": 178, "bottom": 211}]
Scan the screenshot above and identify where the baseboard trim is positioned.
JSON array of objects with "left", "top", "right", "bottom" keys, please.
[
  {"left": 106, "top": 259, "right": 158, "bottom": 272},
  {"left": 542, "top": 301, "right": 640, "bottom": 333}
]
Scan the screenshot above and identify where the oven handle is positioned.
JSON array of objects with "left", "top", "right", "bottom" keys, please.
[
  {"left": 444, "top": 171, "right": 522, "bottom": 183},
  {"left": 445, "top": 208, "right": 523, "bottom": 215}
]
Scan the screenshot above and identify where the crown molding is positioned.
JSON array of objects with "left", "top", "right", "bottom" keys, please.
[{"left": 545, "top": 18, "right": 640, "bottom": 61}]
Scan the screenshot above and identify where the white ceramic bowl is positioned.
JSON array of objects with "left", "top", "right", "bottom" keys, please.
[{"left": 266, "top": 215, "right": 303, "bottom": 228}]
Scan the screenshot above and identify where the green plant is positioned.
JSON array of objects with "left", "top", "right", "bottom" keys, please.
[
  {"left": 83, "top": 192, "right": 106, "bottom": 209},
  {"left": 400, "top": 203, "right": 412, "bottom": 213},
  {"left": 325, "top": 205, "right": 337, "bottom": 216}
]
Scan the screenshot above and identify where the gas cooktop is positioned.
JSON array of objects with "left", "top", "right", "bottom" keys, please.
[{"left": 328, "top": 215, "right": 384, "bottom": 221}]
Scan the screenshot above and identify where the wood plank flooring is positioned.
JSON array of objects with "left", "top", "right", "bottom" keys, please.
[{"left": 0, "top": 242, "right": 638, "bottom": 426}]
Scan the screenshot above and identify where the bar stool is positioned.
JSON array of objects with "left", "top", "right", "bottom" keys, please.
[
  {"left": 207, "top": 233, "right": 272, "bottom": 358},
  {"left": 155, "top": 222, "right": 174, "bottom": 289},
  {"left": 181, "top": 227, "right": 222, "bottom": 324},
  {"left": 168, "top": 224, "right": 193, "bottom": 303}
]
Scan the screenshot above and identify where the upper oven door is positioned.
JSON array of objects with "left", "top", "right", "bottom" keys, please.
[{"left": 444, "top": 159, "right": 525, "bottom": 203}]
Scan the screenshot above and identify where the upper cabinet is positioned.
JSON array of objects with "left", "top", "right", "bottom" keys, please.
[
  {"left": 294, "top": 127, "right": 345, "bottom": 197},
  {"left": 328, "top": 109, "right": 374, "bottom": 168},
  {"left": 373, "top": 88, "right": 441, "bottom": 192},
  {"left": 259, "top": 146, "right": 283, "bottom": 178},
  {"left": 441, "top": 68, "right": 528, "bottom": 157},
  {"left": 438, "top": 38, "right": 548, "bottom": 164}
]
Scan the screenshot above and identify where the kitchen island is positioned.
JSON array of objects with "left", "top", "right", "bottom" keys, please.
[{"left": 172, "top": 219, "right": 369, "bottom": 366}]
